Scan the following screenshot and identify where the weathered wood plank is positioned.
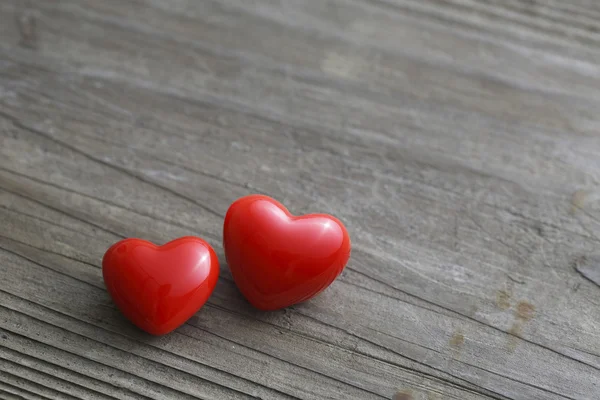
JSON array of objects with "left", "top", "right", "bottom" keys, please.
[{"left": 1, "top": 0, "right": 600, "bottom": 399}]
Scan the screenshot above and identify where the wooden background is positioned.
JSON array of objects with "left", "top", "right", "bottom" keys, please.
[{"left": 1, "top": 0, "right": 600, "bottom": 399}]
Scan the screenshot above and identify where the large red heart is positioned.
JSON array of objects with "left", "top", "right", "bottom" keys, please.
[
  {"left": 223, "top": 195, "right": 351, "bottom": 310},
  {"left": 102, "top": 236, "right": 219, "bottom": 335}
]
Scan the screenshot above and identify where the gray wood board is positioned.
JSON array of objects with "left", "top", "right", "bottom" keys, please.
[{"left": 1, "top": 0, "right": 600, "bottom": 399}]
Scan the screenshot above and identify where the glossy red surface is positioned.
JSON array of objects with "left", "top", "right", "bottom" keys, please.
[
  {"left": 102, "top": 236, "right": 219, "bottom": 335},
  {"left": 223, "top": 195, "right": 351, "bottom": 310}
]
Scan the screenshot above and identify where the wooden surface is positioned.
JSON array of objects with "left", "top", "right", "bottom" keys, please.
[{"left": 1, "top": 0, "right": 600, "bottom": 399}]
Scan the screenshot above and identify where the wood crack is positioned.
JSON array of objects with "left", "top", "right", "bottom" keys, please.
[
  {"left": 0, "top": 295, "right": 294, "bottom": 400},
  {"left": 293, "top": 311, "right": 513, "bottom": 400},
  {"left": 0, "top": 245, "right": 105, "bottom": 290},
  {"left": 0, "top": 234, "right": 101, "bottom": 270},
  {"left": 180, "top": 326, "right": 386, "bottom": 399},
  {"left": 0, "top": 379, "right": 56, "bottom": 400},
  {"left": 0, "top": 111, "right": 223, "bottom": 220},
  {"left": 0, "top": 345, "right": 152, "bottom": 400},
  {"left": 0, "top": 357, "right": 118, "bottom": 400},
  {"left": 0, "top": 204, "right": 97, "bottom": 239},
  {"left": 0, "top": 369, "right": 81, "bottom": 400},
  {"left": 0, "top": 186, "right": 125, "bottom": 240},
  {"left": 347, "top": 263, "right": 600, "bottom": 374},
  {"left": 0, "top": 327, "right": 200, "bottom": 400},
  {"left": 0, "top": 166, "right": 220, "bottom": 242},
  {"left": 456, "top": 359, "right": 577, "bottom": 400}
]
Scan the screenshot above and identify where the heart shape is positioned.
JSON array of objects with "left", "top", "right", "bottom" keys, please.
[
  {"left": 102, "top": 236, "right": 219, "bottom": 335},
  {"left": 223, "top": 195, "right": 351, "bottom": 310}
]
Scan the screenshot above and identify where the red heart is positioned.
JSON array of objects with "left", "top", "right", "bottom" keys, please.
[
  {"left": 223, "top": 195, "right": 351, "bottom": 310},
  {"left": 102, "top": 236, "right": 219, "bottom": 335}
]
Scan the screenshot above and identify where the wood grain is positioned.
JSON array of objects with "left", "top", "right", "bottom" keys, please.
[{"left": 1, "top": 0, "right": 600, "bottom": 399}]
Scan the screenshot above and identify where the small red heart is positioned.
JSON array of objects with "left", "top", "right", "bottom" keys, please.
[
  {"left": 223, "top": 195, "right": 351, "bottom": 310},
  {"left": 102, "top": 236, "right": 219, "bottom": 335}
]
